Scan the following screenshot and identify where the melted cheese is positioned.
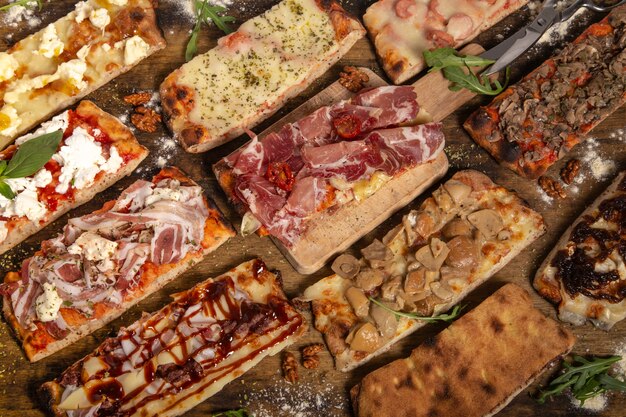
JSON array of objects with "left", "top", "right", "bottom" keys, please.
[{"left": 175, "top": 0, "right": 341, "bottom": 139}]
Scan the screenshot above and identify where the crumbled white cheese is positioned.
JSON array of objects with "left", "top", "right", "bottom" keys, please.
[
  {"left": 56, "top": 59, "right": 88, "bottom": 90},
  {"left": 54, "top": 127, "right": 107, "bottom": 194},
  {"left": 68, "top": 232, "right": 118, "bottom": 261},
  {"left": 123, "top": 36, "right": 150, "bottom": 65},
  {"left": 101, "top": 146, "right": 123, "bottom": 174},
  {"left": 0, "top": 169, "right": 51, "bottom": 222},
  {"left": 35, "top": 283, "right": 63, "bottom": 322},
  {"left": 37, "top": 24, "right": 65, "bottom": 58},
  {"left": 74, "top": 1, "right": 91, "bottom": 23},
  {"left": 89, "top": 8, "right": 110, "bottom": 30},
  {"left": 101, "top": 43, "right": 112, "bottom": 52},
  {"left": 108, "top": 0, "right": 128, "bottom": 5},
  {"left": 33, "top": 169, "right": 53, "bottom": 188},
  {"left": 0, "top": 52, "right": 19, "bottom": 82},
  {"left": 11, "top": 188, "right": 47, "bottom": 222},
  {"left": 0, "top": 105, "right": 21, "bottom": 137},
  {"left": 77, "top": 45, "right": 91, "bottom": 61},
  {"left": 16, "top": 111, "right": 69, "bottom": 145},
  {"left": 145, "top": 186, "right": 183, "bottom": 206},
  {"left": 0, "top": 221, "right": 7, "bottom": 242}
]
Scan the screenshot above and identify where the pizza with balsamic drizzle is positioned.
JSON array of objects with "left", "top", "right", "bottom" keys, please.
[
  {"left": 0, "top": 0, "right": 166, "bottom": 149},
  {"left": 464, "top": 5, "right": 626, "bottom": 179},
  {"left": 39, "top": 259, "right": 307, "bottom": 417},
  {"left": 1, "top": 167, "right": 235, "bottom": 362},
  {"left": 535, "top": 171, "right": 626, "bottom": 330}
]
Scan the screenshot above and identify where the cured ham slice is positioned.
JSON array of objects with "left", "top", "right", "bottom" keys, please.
[
  {"left": 1, "top": 168, "right": 235, "bottom": 362},
  {"left": 217, "top": 86, "right": 445, "bottom": 248}
]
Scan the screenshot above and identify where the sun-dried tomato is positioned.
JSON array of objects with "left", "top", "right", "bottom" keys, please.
[
  {"left": 333, "top": 113, "right": 361, "bottom": 139},
  {"left": 266, "top": 162, "right": 295, "bottom": 191}
]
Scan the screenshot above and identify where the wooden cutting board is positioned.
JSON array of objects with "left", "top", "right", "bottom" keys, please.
[{"left": 218, "top": 45, "right": 486, "bottom": 274}]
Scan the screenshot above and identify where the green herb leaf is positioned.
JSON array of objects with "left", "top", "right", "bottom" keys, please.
[
  {"left": 0, "top": 0, "right": 42, "bottom": 12},
  {"left": 369, "top": 298, "right": 464, "bottom": 323},
  {"left": 2, "top": 130, "right": 62, "bottom": 179},
  {"left": 185, "top": 0, "right": 236, "bottom": 61},
  {"left": 537, "top": 355, "right": 626, "bottom": 404},
  {"left": 423, "top": 47, "right": 509, "bottom": 96},
  {"left": 211, "top": 409, "right": 249, "bottom": 417},
  {"left": 0, "top": 160, "right": 7, "bottom": 177},
  {"left": 0, "top": 181, "right": 15, "bottom": 200}
]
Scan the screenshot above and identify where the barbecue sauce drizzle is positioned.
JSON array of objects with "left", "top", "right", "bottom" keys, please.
[
  {"left": 60, "top": 261, "right": 303, "bottom": 416},
  {"left": 552, "top": 178, "right": 626, "bottom": 303}
]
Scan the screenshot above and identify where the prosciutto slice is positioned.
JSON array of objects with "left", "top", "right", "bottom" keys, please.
[
  {"left": 222, "top": 86, "right": 443, "bottom": 247},
  {"left": 0, "top": 177, "right": 210, "bottom": 331}
]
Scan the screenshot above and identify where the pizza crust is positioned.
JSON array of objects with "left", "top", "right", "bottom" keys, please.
[{"left": 2, "top": 167, "right": 235, "bottom": 362}]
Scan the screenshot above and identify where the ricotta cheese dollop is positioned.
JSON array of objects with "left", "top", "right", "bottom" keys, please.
[
  {"left": 68, "top": 231, "right": 118, "bottom": 262},
  {"left": 35, "top": 283, "right": 63, "bottom": 322},
  {"left": 37, "top": 24, "right": 64, "bottom": 58},
  {"left": 0, "top": 52, "right": 19, "bottom": 82},
  {"left": 123, "top": 36, "right": 150, "bottom": 65},
  {"left": 0, "top": 105, "right": 22, "bottom": 137}
]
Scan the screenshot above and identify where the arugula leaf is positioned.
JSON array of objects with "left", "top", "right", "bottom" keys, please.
[
  {"left": 211, "top": 409, "right": 249, "bottom": 417},
  {"left": 369, "top": 298, "right": 464, "bottom": 323},
  {"left": 537, "top": 355, "right": 626, "bottom": 405},
  {"left": 423, "top": 47, "right": 509, "bottom": 96},
  {"left": 185, "top": 0, "right": 236, "bottom": 62},
  {"left": 0, "top": 0, "right": 42, "bottom": 12},
  {"left": 0, "top": 160, "right": 7, "bottom": 177},
  {"left": 3, "top": 130, "right": 62, "bottom": 179}
]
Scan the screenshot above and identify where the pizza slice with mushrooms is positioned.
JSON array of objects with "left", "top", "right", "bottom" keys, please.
[
  {"left": 39, "top": 259, "right": 307, "bottom": 417},
  {"left": 534, "top": 171, "right": 626, "bottom": 330},
  {"left": 297, "top": 170, "right": 545, "bottom": 371}
]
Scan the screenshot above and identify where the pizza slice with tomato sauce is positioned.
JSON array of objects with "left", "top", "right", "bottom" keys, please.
[
  {"left": 363, "top": 0, "right": 528, "bottom": 84},
  {"left": 213, "top": 85, "right": 448, "bottom": 272},
  {"left": 1, "top": 167, "right": 235, "bottom": 362},
  {"left": 464, "top": 6, "right": 626, "bottom": 178},
  {"left": 0, "top": 0, "right": 165, "bottom": 149},
  {"left": 0, "top": 100, "right": 148, "bottom": 255},
  {"left": 39, "top": 259, "right": 306, "bottom": 417}
]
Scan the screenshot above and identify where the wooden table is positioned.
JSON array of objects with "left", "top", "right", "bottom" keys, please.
[{"left": 1, "top": 1, "right": 625, "bottom": 416}]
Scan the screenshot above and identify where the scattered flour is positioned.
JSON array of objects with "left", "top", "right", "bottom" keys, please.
[
  {"left": 581, "top": 138, "right": 617, "bottom": 181},
  {"left": 615, "top": 342, "right": 626, "bottom": 378},
  {"left": 533, "top": 2, "right": 587, "bottom": 48},
  {"left": 161, "top": 0, "right": 234, "bottom": 24},
  {"left": 0, "top": 0, "right": 42, "bottom": 28},
  {"left": 243, "top": 378, "right": 346, "bottom": 417},
  {"left": 570, "top": 394, "right": 608, "bottom": 412}
]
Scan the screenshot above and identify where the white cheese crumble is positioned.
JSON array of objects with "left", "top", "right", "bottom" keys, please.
[
  {"left": 145, "top": 186, "right": 183, "bottom": 206},
  {"left": 53, "top": 127, "right": 122, "bottom": 194},
  {"left": 0, "top": 105, "right": 21, "bottom": 137},
  {"left": 37, "top": 24, "right": 65, "bottom": 58},
  {"left": 108, "top": 0, "right": 128, "bottom": 5},
  {"left": 74, "top": 1, "right": 92, "bottom": 23},
  {"left": 0, "top": 52, "right": 19, "bottom": 82},
  {"left": 0, "top": 169, "right": 52, "bottom": 222},
  {"left": 0, "top": 221, "right": 7, "bottom": 242},
  {"left": 35, "top": 283, "right": 63, "bottom": 322},
  {"left": 16, "top": 111, "right": 69, "bottom": 145},
  {"left": 56, "top": 59, "right": 88, "bottom": 90},
  {"left": 123, "top": 36, "right": 150, "bottom": 65},
  {"left": 68, "top": 232, "right": 118, "bottom": 262},
  {"left": 89, "top": 8, "right": 110, "bottom": 30}
]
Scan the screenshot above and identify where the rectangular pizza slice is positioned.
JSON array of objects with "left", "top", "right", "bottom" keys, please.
[
  {"left": 39, "top": 259, "right": 307, "bottom": 417},
  {"left": 0, "top": 167, "right": 235, "bottom": 362},
  {"left": 0, "top": 0, "right": 166, "bottom": 149},
  {"left": 534, "top": 171, "right": 626, "bottom": 330},
  {"left": 350, "top": 284, "right": 576, "bottom": 417},
  {"left": 213, "top": 85, "right": 448, "bottom": 273},
  {"left": 160, "top": 0, "right": 365, "bottom": 153},
  {"left": 0, "top": 100, "right": 148, "bottom": 255},
  {"left": 297, "top": 170, "right": 545, "bottom": 371},
  {"left": 464, "top": 5, "right": 626, "bottom": 179},
  {"left": 363, "top": 0, "right": 528, "bottom": 84}
]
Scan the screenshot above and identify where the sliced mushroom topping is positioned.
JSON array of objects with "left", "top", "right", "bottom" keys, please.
[
  {"left": 411, "top": 295, "right": 442, "bottom": 316},
  {"left": 440, "top": 266, "right": 471, "bottom": 284},
  {"left": 425, "top": 269, "right": 440, "bottom": 285},
  {"left": 370, "top": 303, "right": 398, "bottom": 339},
  {"left": 403, "top": 211, "right": 420, "bottom": 245},
  {"left": 361, "top": 239, "right": 393, "bottom": 262},
  {"left": 430, "top": 281, "right": 454, "bottom": 302},
  {"left": 382, "top": 224, "right": 404, "bottom": 245},
  {"left": 442, "top": 218, "right": 473, "bottom": 239},
  {"left": 325, "top": 320, "right": 353, "bottom": 355},
  {"left": 433, "top": 188, "right": 454, "bottom": 212},
  {"left": 348, "top": 322, "right": 382, "bottom": 353},
  {"left": 345, "top": 287, "right": 370, "bottom": 318},
  {"left": 381, "top": 275, "right": 402, "bottom": 301},
  {"left": 415, "top": 240, "right": 449, "bottom": 271},
  {"left": 444, "top": 180, "right": 472, "bottom": 204},
  {"left": 430, "top": 237, "right": 447, "bottom": 258},
  {"left": 445, "top": 236, "right": 480, "bottom": 270},
  {"left": 467, "top": 209, "right": 504, "bottom": 239},
  {"left": 355, "top": 268, "right": 385, "bottom": 292},
  {"left": 407, "top": 261, "right": 421, "bottom": 272},
  {"left": 412, "top": 211, "right": 436, "bottom": 241},
  {"left": 497, "top": 229, "right": 512, "bottom": 241},
  {"left": 404, "top": 268, "right": 426, "bottom": 294},
  {"left": 331, "top": 254, "right": 361, "bottom": 279}
]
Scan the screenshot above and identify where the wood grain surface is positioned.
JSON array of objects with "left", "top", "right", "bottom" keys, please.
[{"left": 0, "top": 1, "right": 625, "bottom": 416}]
